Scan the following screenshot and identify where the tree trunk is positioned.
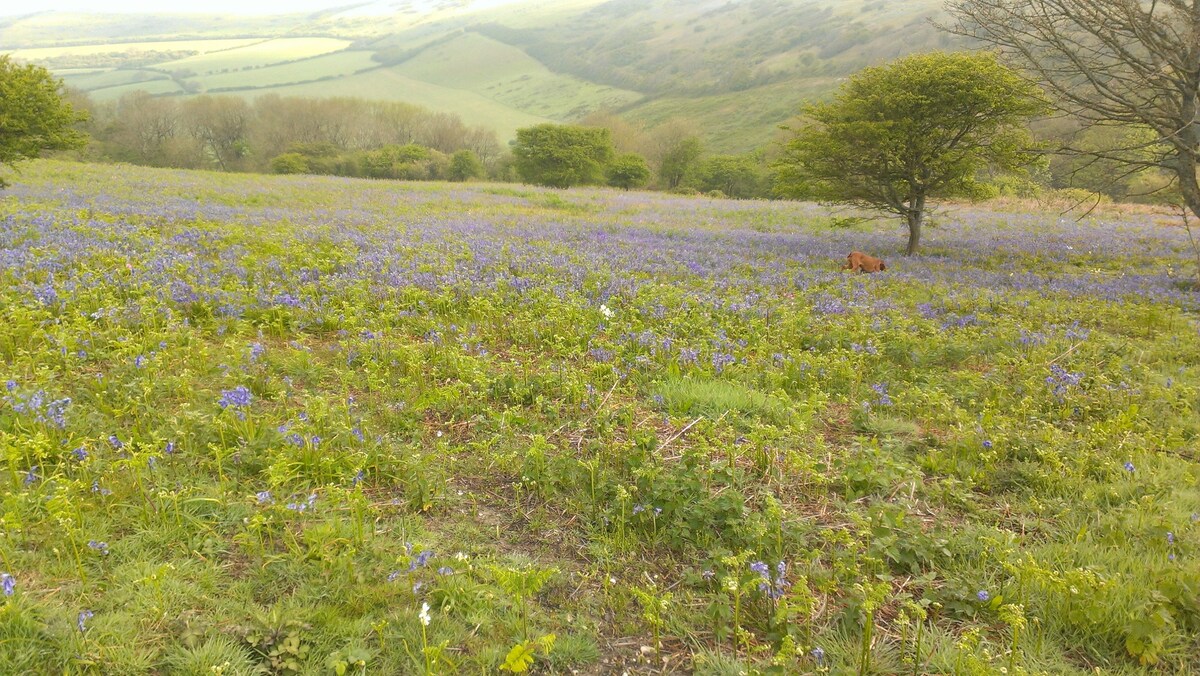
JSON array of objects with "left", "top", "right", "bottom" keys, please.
[
  {"left": 905, "top": 194, "right": 926, "bottom": 255},
  {"left": 1177, "top": 155, "right": 1200, "bottom": 225}
]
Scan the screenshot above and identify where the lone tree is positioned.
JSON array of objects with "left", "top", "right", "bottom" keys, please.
[
  {"left": 945, "top": 0, "right": 1200, "bottom": 220},
  {"left": 775, "top": 51, "right": 1047, "bottom": 254},
  {"left": 512, "top": 124, "right": 614, "bottom": 188},
  {"left": 0, "top": 56, "right": 87, "bottom": 188}
]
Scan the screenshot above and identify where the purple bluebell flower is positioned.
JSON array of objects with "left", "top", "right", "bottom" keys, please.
[
  {"left": 77, "top": 610, "right": 93, "bottom": 633},
  {"left": 976, "top": 590, "right": 990, "bottom": 602},
  {"left": 4, "top": 380, "right": 15, "bottom": 392},
  {"left": 218, "top": 386, "right": 252, "bottom": 409},
  {"left": 871, "top": 383, "right": 893, "bottom": 406},
  {"left": 982, "top": 440, "right": 993, "bottom": 450},
  {"left": 632, "top": 505, "right": 645, "bottom": 515},
  {"left": 352, "top": 469, "right": 365, "bottom": 487},
  {"left": 72, "top": 447, "right": 88, "bottom": 461},
  {"left": 352, "top": 427, "right": 364, "bottom": 442},
  {"left": 437, "top": 566, "right": 453, "bottom": 576},
  {"left": 1, "top": 573, "right": 13, "bottom": 596},
  {"left": 256, "top": 491, "right": 273, "bottom": 504},
  {"left": 87, "top": 541, "right": 109, "bottom": 556},
  {"left": 811, "top": 646, "right": 825, "bottom": 665},
  {"left": 408, "top": 550, "right": 434, "bottom": 572},
  {"left": 1124, "top": 461, "right": 1135, "bottom": 473},
  {"left": 23, "top": 466, "right": 39, "bottom": 487},
  {"left": 164, "top": 441, "right": 175, "bottom": 455},
  {"left": 109, "top": 435, "right": 123, "bottom": 450},
  {"left": 91, "top": 480, "right": 112, "bottom": 496},
  {"left": 1166, "top": 532, "right": 1174, "bottom": 545}
]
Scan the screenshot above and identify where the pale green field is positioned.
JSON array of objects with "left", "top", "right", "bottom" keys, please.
[
  {"left": 60, "top": 68, "right": 171, "bottom": 91},
  {"left": 154, "top": 38, "right": 353, "bottom": 74},
  {"left": 244, "top": 64, "right": 553, "bottom": 140},
  {"left": 7, "top": 38, "right": 258, "bottom": 61},
  {"left": 192, "top": 50, "right": 380, "bottom": 91},
  {"left": 394, "top": 32, "right": 642, "bottom": 119},
  {"left": 89, "top": 78, "right": 184, "bottom": 100}
]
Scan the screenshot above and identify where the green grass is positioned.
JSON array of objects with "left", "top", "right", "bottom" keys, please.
[{"left": 393, "top": 32, "right": 643, "bottom": 120}]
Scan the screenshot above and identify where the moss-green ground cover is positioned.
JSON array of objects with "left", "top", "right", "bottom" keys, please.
[{"left": 0, "top": 161, "right": 1197, "bottom": 674}]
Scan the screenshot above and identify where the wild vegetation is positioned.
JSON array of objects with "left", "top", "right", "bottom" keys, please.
[{"left": 1, "top": 160, "right": 1197, "bottom": 674}]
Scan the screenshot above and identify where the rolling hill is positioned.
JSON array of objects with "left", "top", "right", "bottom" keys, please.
[{"left": 1, "top": 0, "right": 952, "bottom": 152}]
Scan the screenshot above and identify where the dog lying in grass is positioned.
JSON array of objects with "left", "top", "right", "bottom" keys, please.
[{"left": 842, "top": 251, "right": 886, "bottom": 273}]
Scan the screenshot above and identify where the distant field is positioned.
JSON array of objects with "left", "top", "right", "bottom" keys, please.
[
  {"left": 246, "top": 64, "right": 553, "bottom": 139},
  {"left": 59, "top": 68, "right": 171, "bottom": 92},
  {"left": 154, "top": 38, "right": 353, "bottom": 75},
  {"left": 191, "top": 50, "right": 380, "bottom": 91},
  {"left": 394, "top": 32, "right": 643, "bottom": 119},
  {"left": 7, "top": 38, "right": 259, "bottom": 61},
  {"left": 89, "top": 78, "right": 184, "bottom": 100}
]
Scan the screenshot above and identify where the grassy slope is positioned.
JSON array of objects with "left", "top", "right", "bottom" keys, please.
[
  {"left": 392, "top": 32, "right": 643, "bottom": 120},
  {"left": 7, "top": 0, "right": 952, "bottom": 148},
  {"left": 0, "top": 160, "right": 1196, "bottom": 674},
  {"left": 242, "top": 64, "right": 553, "bottom": 138}
]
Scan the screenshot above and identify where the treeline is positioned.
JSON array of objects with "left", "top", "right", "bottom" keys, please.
[
  {"left": 66, "top": 88, "right": 1165, "bottom": 203},
  {"left": 69, "top": 89, "right": 780, "bottom": 196},
  {"left": 79, "top": 92, "right": 506, "bottom": 179}
]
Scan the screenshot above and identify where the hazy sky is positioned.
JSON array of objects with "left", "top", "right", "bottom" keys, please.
[{"left": 0, "top": 1, "right": 350, "bottom": 15}]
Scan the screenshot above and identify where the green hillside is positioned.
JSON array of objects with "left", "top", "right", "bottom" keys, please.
[{"left": 2, "top": 0, "right": 953, "bottom": 150}]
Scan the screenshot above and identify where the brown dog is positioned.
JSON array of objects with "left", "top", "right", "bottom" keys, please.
[{"left": 842, "top": 251, "right": 886, "bottom": 273}]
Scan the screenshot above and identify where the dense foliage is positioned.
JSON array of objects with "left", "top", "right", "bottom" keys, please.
[
  {"left": 0, "top": 161, "right": 1197, "bottom": 673},
  {"left": 775, "top": 51, "right": 1048, "bottom": 254},
  {"left": 0, "top": 56, "right": 87, "bottom": 188},
  {"left": 512, "top": 124, "right": 616, "bottom": 188}
]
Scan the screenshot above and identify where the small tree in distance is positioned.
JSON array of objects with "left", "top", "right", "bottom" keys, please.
[
  {"left": 512, "top": 124, "right": 614, "bottom": 188},
  {"left": 448, "top": 149, "right": 485, "bottom": 182},
  {"left": 774, "top": 51, "right": 1048, "bottom": 254},
  {"left": 0, "top": 56, "right": 88, "bottom": 188},
  {"left": 606, "top": 153, "right": 651, "bottom": 190}
]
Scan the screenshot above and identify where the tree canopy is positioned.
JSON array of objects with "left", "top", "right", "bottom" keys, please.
[
  {"left": 945, "top": 0, "right": 1200, "bottom": 222},
  {"left": 0, "top": 56, "right": 87, "bottom": 187},
  {"left": 606, "top": 152, "right": 651, "bottom": 190},
  {"left": 774, "top": 51, "right": 1048, "bottom": 254},
  {"left": 512, "top": 124, "right": 614, "bottom": 188}
]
